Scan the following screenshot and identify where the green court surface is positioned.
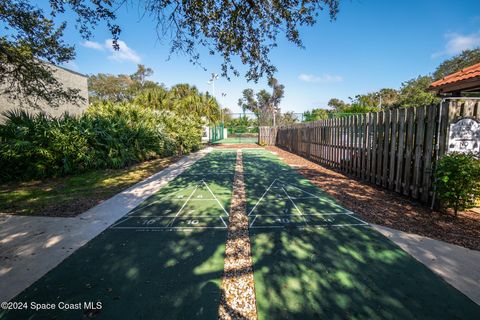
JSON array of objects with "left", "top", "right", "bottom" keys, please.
[
  {"left": 242, "top": 149, "right": 480, "bottom": 320},
  {"left": 211, "top": 136, "right": 258, "bottom": 144},
  {"left": 2, "top": 149, "right": 479, "bottom": 319},
  {"left": 0, "top": 150, "right": 237, "bottom": 320}
]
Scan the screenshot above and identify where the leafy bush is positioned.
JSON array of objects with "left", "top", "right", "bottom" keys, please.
[
  {"left": 0, "top": 110, "right": 91, "bottom": 179},
  {"left": 0, "top": 102, "right": 202, "bottom": 181},
  {"left": 435, "top": 152, "right": 480, "bottom": 216}
]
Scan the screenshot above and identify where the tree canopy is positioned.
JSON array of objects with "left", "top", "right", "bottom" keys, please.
[
  {"left": 141, "top": 0, "right": 340, "bottom": 81},
  {"left": 238, "top": 77, "right": 285, "bottom": 125},
  {"left": 88, "top": 64, "right": 161, "bottom": 102},
  {"left": 395, "top": 76, "right": 439, "bottom": 108},
  {"left": 1, "top": 1, "right": 76, "bottom": 106},
  {"left": 327, "top": 98, "right": 347, "bottom": 112},
  {"left": 304, "top": 108, "right": 329, "bottom": 121},
  {"left": 433, "top": 48, "right": 480, "bottom": 80},
  {"left": 309, "top": 49, "right": 480, "bottom": 116},
  {"left": 0, "top": 0, "right": 120, "bottom": 107},
  {"left": 1, "top": 0, "right": 340, "bottom": 107}
]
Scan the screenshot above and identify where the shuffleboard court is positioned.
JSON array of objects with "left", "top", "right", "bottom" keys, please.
[
  {"left": 211, "top": 137, "right": 258, "bottom": 144},
  {"left": 0, "top": 150, "right": 237, "bottom": 320},
  {"left": 242, "top": 149, "right": 480, "bottom": 319}
]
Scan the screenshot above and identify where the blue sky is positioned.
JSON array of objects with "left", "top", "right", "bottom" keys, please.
[{"left": 50, "top": 0, "right": 480, "bottom": 113}]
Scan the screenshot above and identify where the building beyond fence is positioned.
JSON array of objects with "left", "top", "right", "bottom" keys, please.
[
  {"left": 0, "top": 63, "right": 89, "bottom": 122},
  {"left": 259, "top": 100, "right": 480, "bottom": 204}
]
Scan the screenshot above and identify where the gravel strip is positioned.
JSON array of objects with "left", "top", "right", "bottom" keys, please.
[
  {"left": 266, "top": 146, "right": 480, "bottom": 251},
  {"left": 219, "top": 150, "right": 258, "bottom": 320}
]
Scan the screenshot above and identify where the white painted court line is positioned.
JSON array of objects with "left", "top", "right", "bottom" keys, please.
[
  {"left": 250, "top": 225, "right": 285, "bottom": 229},
  {"left": 281, "top": 186, "right": 310, "bottom": 226},
  {"left": 248, "top": 178, "right": 354, "bottom": 220},
  {"left": 114, "top": 179, "right": 230, "bottom": 229},
  {"left": 343, "top": 214, "right": 368, "bottom": 224},
  {"left": 182, "top": 173, "right": 234, "bottom": 176},
  {"left": 288, "top": 196, "right": 318, "bottom": 199},
  {"left": 0, "top": 148, "right": 214, "bottom": 303},
  {"left": 248, "top": 212, "right": 369, "bottom": 229},
  {"left": 310, "top": 223, "right": 370, "bottom": 228},
  {"left": 282, "top": 187, "right": 303, "bottom": 215},
  {"left": 126, "top": 185, "right": 195, "bottom": 215},
  {"left": 278, "top": 180, "right": 323, "bottom": 199},
  {"left": 168, "top": 184, "right": 199, "bottom": 227},
  {"left": 110, "top": 226, "right": 227, "bottom": 230},
  {"left": 278, "top": 180, "right": 354, "bottom": 214},
  {"left": 249, "top": 215, "right": 258, "bottom": 228},
  {"left": 203, "top": 180, "right": 229, "bottom": 216},
  {"left": 248, "top": 179, "right": 277, "bottom": 216},
  {"left": 110, "top": 216, "right": 134, "bottom": 228},
  {"left": 250, "top": 223, "right": 369, "bottom": 229},
  {"left": 119, "top": 215, "right": 227, "bottom": 218},
  {"left": 219, "top": 216, "right": 228, "bottom": 228},
  {"left": 248, "top": 213, "right": 358, "bottom": 217},
  {"left": 111, "top": 215, "right": 228, "bottom": 230}
]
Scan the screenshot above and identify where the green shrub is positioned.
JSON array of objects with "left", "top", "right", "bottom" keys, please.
[
  {"left": 0, "top": 110, "right": 91, "bottom": 179},
  {"left": 0, "top": 102, "right": 202, "bottom": 182},
  {"left": 435, "top": 152, "right": 480, "bottom": 216}
]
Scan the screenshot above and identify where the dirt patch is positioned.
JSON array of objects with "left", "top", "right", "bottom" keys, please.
[{"left": 266, "top": 146, "right": 480, "bottom": 251}]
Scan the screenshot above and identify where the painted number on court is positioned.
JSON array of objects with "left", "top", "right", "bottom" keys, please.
[{"left": 144, "top": 219, "right": 158, "bottom": 225}]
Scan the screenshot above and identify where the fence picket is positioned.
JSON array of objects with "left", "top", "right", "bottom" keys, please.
[
  {"left": 412, "top": 106, "right": 425, "bottom": 199},
  {"left": 388, "top": 109, "right": 398, "bottom": 190},
  {"left": 376, "top": 112, "right": 384, "bottom": 186},
  {"left": 362, "top": 114, "right": 369, "bottom": 181},
  {"left": 259, "top": 101, "right": 475, "bottom": 204},
  {"left": 382, "top": 110, "right": 390, "bottom": 188},
  {"left": 395, "top": 109, "right": 406, "bottom": 193},
  {"left": 370, "top": 113, "right": 378, "bottom": 184},
  {"left": 421, "top": 105, "right": 436, "bottom": 202}
]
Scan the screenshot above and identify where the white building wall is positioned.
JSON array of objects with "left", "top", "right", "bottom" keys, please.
[{"left": 0, "top": 63, "right": 89, "bottom": 123}]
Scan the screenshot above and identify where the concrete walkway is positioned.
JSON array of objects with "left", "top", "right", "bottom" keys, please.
[
  {"left": 0, "top": 148, "right": 211, "bottom": 302},
  {"left": 373, "top": 224, "right": 480, "bottom": 305}
]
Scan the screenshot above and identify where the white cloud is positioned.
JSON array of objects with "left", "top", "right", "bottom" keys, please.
[
  {"left": 298, "top": 73, "right": 343, "bottom": 83},
  {"left": 81, "top": 40, "right": 104, "bottom": 51},
  {"left": 432, "top": 31, "right": 480, "bottom": 58},
  {"left": 105, "top": 39, "right": 141, "bottom": 63},
  {"left": 81, "top": 39, "right": 141, "bottom": 64}
]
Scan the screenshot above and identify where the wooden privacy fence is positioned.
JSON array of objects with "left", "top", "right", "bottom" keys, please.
[
  {"left": 259, "top": 126, "right": 277, "bottom": 145},
  {"left": 263, "top": 100, "right": 480, "bottom": 204}
]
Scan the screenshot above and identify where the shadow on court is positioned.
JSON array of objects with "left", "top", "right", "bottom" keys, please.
[
  {"left": 2, "top": 149, "right": 479, "bottom": 319},
  {"left": 0, "top": 229, "right": 227, "bottom": 320},
  {"left": 250, "top": 227, "right": 480, "bottom": 320},
  {"left": 242, "top": 150, "right": 480, "bottom": 320},
  {"left": 0, "top": 151, "right": 237, "bottom": 320}
]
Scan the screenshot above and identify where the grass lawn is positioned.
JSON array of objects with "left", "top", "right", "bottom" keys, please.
[{"left": 0, "top": 156, "right": 179, "bottom": 217}]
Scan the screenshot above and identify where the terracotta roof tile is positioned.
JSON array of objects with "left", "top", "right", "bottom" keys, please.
[{"left": 429, "top": 62, "right": 480, "bottom": 88}]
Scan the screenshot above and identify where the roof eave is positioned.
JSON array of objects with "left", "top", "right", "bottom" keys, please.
[{"left": 428, "top": 77, "right": 480, "bottom": 94}]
